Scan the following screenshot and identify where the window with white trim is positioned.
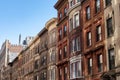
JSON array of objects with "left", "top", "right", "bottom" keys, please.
[
  {"left": 69, "top": 12, "right": 80, "bottom": 32},
  {"left": 88, "top": 58, "right": 92, "bottom": 74},
  {"left": 71, "top": 36, "right": 80, "bottom": 53},
  {"left": 96, "top": 25, "right": 102, "bottom": 41},
  {"left": 70, "top": 61, "right": 81, "bottom": 79},
  {"left": 49, "top": 68, "right": 55, "bottom": 80},
  {"left": 74, "top": 13, "right": 79, "bottom": 28},
  {"left": 87, "top": 32, "right": 92, "bottom": 46}
]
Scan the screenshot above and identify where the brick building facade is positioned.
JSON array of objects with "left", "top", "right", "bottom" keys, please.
[
  {"left": 54, "top": 0, "right": 69, "bottom": 80},
  {"left": 81, "top": 0, "right": 106, "bottom": 80},
  {"left": 1, "top": 0, "right": 120, "bottom": 80}
]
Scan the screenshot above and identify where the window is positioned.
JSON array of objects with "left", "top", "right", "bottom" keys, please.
[
  {"left": 59, "top": 12, "right": 62, "bottom": 20},
  {"left": 63, "top": 45, "right": 67, "bottom": 58},
  {"left": 95, "top": 0, "right": 100, "bottom": 13},
  {"left": 64, "top": 7, "right": 67, "bottom": 16},
  {"left": 50, "top": 69, "right": 55, "bottom": 80},
  {"left": 70, "top": 61, "right": 81, "bottom": 79},
  {"left": 86, "top": 6, "right": 90, "bottom": 20},
  {"left": 96, "top": 25, "right": 102, "bottom": 41},
  {"left": 34, "top": 60, "right": 39, "bottom": 69},
  {"left": 49, "top": 32, "right": 56, "bottom": 44},
  {"left": 87, "top": 32, "right": 92, "bottom": 47},
  {"left": 59, "top": 49, "right": 62, "bottom": 60},
  {"left": 105, "top": 0, "right": 111, "bottom": 6},
  {"left": 71, "top": 37, "right": 80, "bottom": 53},
  {"left": 64, "top": 67, "right": 67, "bottom": 80},
  {"left": 97, "top": 54, "right": 103, "bottom": 72},
  {"left": 70, "top": 0, "right": 74, "bottom": 7},
  {"left": 108, "top": 48, "right": 115, "bottom": 70},
  {"left": 59, "top": 69, "right": 62, "bottom": 80},
  {"left": 50, "top": 50, "right": 55, "bottom": 62},
  {"left": 40, "top": 72, "right": 47, "bottom": 80},
  {"left": 59, "top": 29, "right": 62, "bottom": 40},
  {"left": 69, "top": 18, "right": 73, "bottom": 32},
  {"left": 88, "top": 58, "right": 92, "bottom": 74},
  {"left": 74, "top": 13, "right": 79, "bottom": 28},
  {"left": 107, "top": 17, "right": 113, "bottom": 37},
  {"left": 64, "top": 25, "right": 67, "bottom": 37},
  {"left": 41, "top": 56, "right": 47, "bottom": 66}
]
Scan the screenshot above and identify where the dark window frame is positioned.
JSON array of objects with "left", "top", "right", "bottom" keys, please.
[
  {"left": 59, "top": 29, "right": 62, "bottom": 40},
  {"left": 87, "top": 31, "right": 92, "bottom": 47},
  {"left": 108, "top": 48, "right": 115, "bottom": 70},
  {"left": 107, "top": 17, "right": 113, "bottom": 37},
  {"left": 95, "top": 0, "right": 101, "bottom": 13},
  {"left": 64, "top": 25, "right": 67, "bottom": 37},
  {"left": 105, "top": 0, "right": 111, "bottom": 6},
  {"left": 86, "top": 6, "right": 91, "bottom": 20}
]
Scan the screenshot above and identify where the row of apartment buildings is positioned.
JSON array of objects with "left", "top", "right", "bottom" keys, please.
[{"left": 0, "top": 0, "right": 120, "bottom": 80}]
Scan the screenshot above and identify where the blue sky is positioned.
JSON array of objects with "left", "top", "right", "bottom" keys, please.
[{"left": 0, "top": 0, "right": 57, "bottom": 47}]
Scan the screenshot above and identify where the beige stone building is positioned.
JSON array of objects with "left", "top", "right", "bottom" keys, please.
[
  {"left": 102, "top": 0, "right": 120, "bottom": 80},
  {"left": 45, "top": 18, "right": 57, "bottom": 80}
]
